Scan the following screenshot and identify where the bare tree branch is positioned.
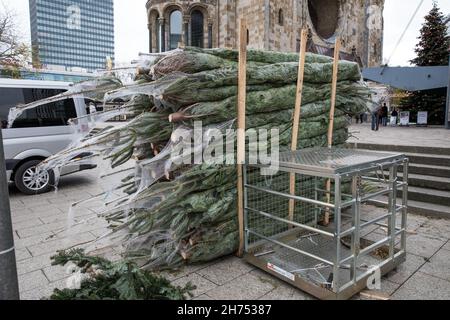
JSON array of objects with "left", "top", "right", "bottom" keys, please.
[{"left": 0, "top": 1, "right": 30, "bottom": 67}]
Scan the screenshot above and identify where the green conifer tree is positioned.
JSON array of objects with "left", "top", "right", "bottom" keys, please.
[{"left": 401, "top": 1, "right": 450, "bottom": 124}]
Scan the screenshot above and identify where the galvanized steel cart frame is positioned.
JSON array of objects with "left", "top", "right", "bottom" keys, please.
[{"left": 243, "top": 147, "right": 409, "bottom": 300}]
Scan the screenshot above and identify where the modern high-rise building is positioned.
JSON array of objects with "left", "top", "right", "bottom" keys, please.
[{"left": 29, "top": 0, "right": 115, "bottom": 72}]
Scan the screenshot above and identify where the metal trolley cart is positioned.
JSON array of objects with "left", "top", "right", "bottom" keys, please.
[{"left": 243, "top": 147, "right": 409, "bottom": 300}]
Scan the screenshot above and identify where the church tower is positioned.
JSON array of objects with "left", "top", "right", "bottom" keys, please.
[{"left": 146, "top": 0, "right": 385, "bottom": 67}]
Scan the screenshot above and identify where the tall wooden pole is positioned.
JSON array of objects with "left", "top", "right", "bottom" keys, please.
[
  {"left": 324, "top": 38, "right": 341, "bottom": 226},
  {"left": 327, "top": 38, "right": 341, "bottom": 148},
  {"left": 237, "top": 19, "right": 247, "bottom": 257},
  {"left": 288, "top": 29, "right": 308, "bottom": 224}
]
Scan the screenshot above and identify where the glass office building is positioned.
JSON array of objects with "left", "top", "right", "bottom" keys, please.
[{"left": 29, "top": 0, "right": 114, "bottom": 71}]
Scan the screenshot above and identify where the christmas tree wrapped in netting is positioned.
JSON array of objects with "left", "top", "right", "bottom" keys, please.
[{"left": 20, "top": 47, "right": 370, "bottom": 270}]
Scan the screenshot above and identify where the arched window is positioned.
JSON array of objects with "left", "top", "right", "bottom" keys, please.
[
  {"left": 278, "top": 9, "right": 284, "bottom": 26},
  {"left": 156, "top": 19, "right": 161, "bottom": 52},
  {"left": 169, "top": 10, "right": 182, "bottom": 50},
  {"left": 308, "top": 0, "right": 340, "bottom": 39},
  {"left": 158, "top": 20, "right": 163, "bottom": 52},
  {"left": 247, "top": 29, "right": 250, "bottom": 45},
  {"left": 153, "top": 15, "right": 160, "bottom": 53},
  {"left": 191, "top": 10, "right": 204, "bottom": 48}
]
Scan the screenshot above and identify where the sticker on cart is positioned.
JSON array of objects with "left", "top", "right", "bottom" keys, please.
[{"left": 267, "top": 263, "right": 295, "bottom": 281}]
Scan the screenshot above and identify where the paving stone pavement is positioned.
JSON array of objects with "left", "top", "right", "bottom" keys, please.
[
  {"left": 348, "top": 123, "right": 450, "bottom": 148},
  {"left": 8, "top": 168, "right": 450, "bottom": 300}
]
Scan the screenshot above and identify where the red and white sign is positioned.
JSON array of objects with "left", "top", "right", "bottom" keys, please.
[{"left": 267, "top": 263, "right": 295, "bottom": 281}]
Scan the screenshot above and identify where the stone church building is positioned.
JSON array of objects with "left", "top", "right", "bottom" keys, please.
[{"left": 146, "top": 0, "right": 385, "bottom": 67}]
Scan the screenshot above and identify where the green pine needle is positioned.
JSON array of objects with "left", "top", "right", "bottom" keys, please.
[{"left": 47, "top": 249, "right": 195, "bottom": 300}]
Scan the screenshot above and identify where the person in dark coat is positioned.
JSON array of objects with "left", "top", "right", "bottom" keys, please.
[
  {"left": 372, "top": 108, "right": 381, "bottom": 131},
  {"left": 391, "top": 109, "right": 398, "bottom": 126},
  {"left": 381, "top": 103, "right": 388, "bottom": 127}
]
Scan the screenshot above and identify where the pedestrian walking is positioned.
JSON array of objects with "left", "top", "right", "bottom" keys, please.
[
  {"left": 371, "top": 109, "right": 380, "bottom": 131},
  {"left": 382, "top": 103, "right": 388, "bottom": 127},
  {"left": 391, "top": 109, "right": 398, "bottom": 126},
  {"left": 377, "top": 108, "right": 383, "bottom": 130}
]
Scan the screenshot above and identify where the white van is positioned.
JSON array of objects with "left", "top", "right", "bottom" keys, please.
[{"left": 1, "top": 79, "right": 98, "bottom": 195}]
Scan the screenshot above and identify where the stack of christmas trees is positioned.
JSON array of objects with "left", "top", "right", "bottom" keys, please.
[{"left": 37, "top": 47, "right": 369, "bottom": 270}]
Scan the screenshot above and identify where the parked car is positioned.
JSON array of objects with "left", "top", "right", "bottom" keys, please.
[{"left": 1, "top": 79, "right": 97, "bottom": 195}]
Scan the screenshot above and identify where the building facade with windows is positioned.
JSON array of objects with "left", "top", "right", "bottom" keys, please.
[
  {"left": 0, "top": 66, "right": 93, "bottom": 83},
  {"left": 146, "top": 0, "right": 385, "bottom": 67},
  {"left": 29, "top": 0, "right": 115, "bottom": 71}
]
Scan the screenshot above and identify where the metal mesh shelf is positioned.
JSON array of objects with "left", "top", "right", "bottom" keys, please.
[
  {"left": 276, "top": 147, "right": 406, "bottom": 175},
  {"left": 249, "top": 231, "right": 382, "bottom": 288},
  {"left": 244, "top": 147, "right": 409, "bottom": 300}
]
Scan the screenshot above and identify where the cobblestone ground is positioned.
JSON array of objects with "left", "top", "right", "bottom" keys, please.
[{"left": 9, "top": 166, "right": 450, "bottom": 300}]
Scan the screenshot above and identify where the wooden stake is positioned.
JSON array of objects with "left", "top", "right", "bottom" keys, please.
[
  {"left": 324, "top": 38, "right": 341, "bottom": 226},
  {"left": 327, "top": 38, "right": 341, "bottom": 148},
  {"left": 237, "top": 19, "right": 247, "bottom": 257},
  {"left": 288, "top": 29, "right": 308, "bottom": 225}
]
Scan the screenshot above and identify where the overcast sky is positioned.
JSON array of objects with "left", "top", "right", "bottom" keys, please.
[{"left": 2, "top": 0, "right": 450, "bottom": 66}]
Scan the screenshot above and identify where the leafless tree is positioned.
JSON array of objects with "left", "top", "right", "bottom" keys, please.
[{"left": 0, "top": 2, "right": 29, "bottom": 67}]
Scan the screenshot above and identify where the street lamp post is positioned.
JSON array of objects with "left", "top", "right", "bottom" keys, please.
[
  {"left": 446, "top": 17, "right": 450, "bottom": 129},
  {"left": 446, "top": 44, "right": 450, "bottom": 129},
  {"left": 445, "top": 42, "right": 450, "bottom": 129},
  {"left": 0, "top": 129, "right": 20, "bottom": 300}
]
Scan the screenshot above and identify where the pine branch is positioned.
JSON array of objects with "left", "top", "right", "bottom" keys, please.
[{"left": 48, "top": 249, "right": 195, "bottom": 300}]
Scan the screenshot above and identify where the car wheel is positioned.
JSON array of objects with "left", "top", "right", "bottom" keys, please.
[{"left": 14, "top": 160, "right": 55, "bottom": 195}]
